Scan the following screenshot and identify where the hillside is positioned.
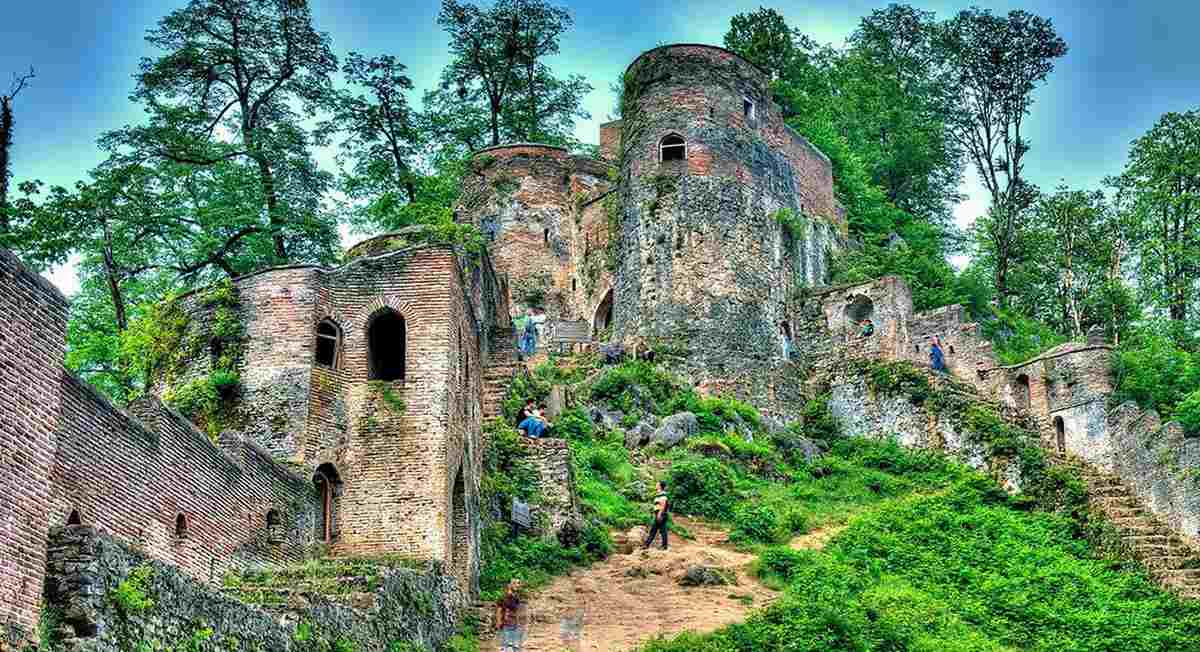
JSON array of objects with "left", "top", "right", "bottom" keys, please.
[{"left": 478, "top": 353, "right": 1200, "bottom": 652}]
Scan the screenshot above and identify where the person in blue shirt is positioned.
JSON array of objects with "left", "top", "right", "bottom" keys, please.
[{"left": 930, "top": 335, "right": 948, "bottom": 374}]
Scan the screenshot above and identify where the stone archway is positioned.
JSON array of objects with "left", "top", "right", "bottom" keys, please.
[
  {"left": 450, "top": 463, "right": 469, "bottom": 587},
  {"left": 593, "top": 288, "right": 614, "bottom": 337}
]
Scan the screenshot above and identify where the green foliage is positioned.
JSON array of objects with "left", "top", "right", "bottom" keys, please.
[
  {"left": 478, "top": 522, "right": 610, "bottom": 602},
  {"left": 730, "top": 504, "right": 781, "bottom": 545},
  {"left": 978, "top": 306, "right": 1068, "bottom": 365},
  {"left": 112, "top": 564, "right": 155, "bottom": 613},
  {"left": 667, "top": 458, "right": 737, "bottom": 519},
  {"left": 1112, "top": 329, "right": 1200, "bottom": 433},
  {"left": 481, "top": 419, "right": 540, "bottom": 503}
]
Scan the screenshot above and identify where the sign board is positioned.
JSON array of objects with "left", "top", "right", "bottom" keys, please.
[{"left": 511, "top": 498, "right": 532, "bottom": 529}]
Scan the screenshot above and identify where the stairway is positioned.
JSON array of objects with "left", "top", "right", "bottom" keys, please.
[
  {"left": 483, "top": 328, "right": 526, "bottom": 420},
  {"left": 1051, "top": 454, "right": 1200, "bottom": 599},
  {"left": 916, "top": 364, "right": 1200, "bottom": 599}
]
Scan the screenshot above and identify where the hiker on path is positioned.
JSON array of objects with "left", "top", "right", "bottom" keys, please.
[
  {"left": 930, "top": 335, "right": 948, "bottom": 374},
  {"left": 496, "top": 579, "right": 527, "bottom": 652},
  {"left": 519, "top": 312, "right": 537, "bottom": 357},
  {"left": 643, "top": 481, "right": 670, "bottom": 550},
  {"left": 860, "top": 319, "right": 875, "bottom": 338}
]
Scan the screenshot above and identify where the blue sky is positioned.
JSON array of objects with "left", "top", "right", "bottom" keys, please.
[{"left": 3, "top": 1, "right": 1199, "bottom": 293}]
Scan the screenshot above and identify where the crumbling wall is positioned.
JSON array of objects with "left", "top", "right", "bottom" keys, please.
[
  {"left": 0, "top": 248, "right": 67, "bottom": 643},
  {"left": 1107, "top": 406, "right": 1200, "bottom": 545},
  {"left": 43, "top": 526, "right": 465, "bottom": 652},
  {"left": 51, "top": 379, "right": 318, "bottom": 584},
  {"left": 456, "top": 145, "right": 614, "bottom": 322},
  {"left": 520, "top": 439, "right": 582, "bottom": 537}
]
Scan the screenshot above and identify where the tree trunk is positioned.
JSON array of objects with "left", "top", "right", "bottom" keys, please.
[
  {"left": 0, "top": 97, "right": 13, "bottom": 232},
  {"left": 252, "top": 150, "right": 287, "bottom": 261},
  {"left": 100, "top": 218, "right": 128, "bottom": 332}
]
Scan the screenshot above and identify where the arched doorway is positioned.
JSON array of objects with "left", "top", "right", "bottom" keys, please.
[
  {"left": 593, "top": 288, "right": 614, "bottom": 337},
  {"left": 314, "top": 464, "right": 342, "bottom": 545},
  {"left": 1054, "top": 416, "right": 1066, "bottom": 453},
  {"left": 1015, "top": 374, "right": 1031, "bottom": 411}
]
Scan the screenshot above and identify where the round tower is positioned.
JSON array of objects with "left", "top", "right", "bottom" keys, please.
[{"left": 612, "top": 44, "right": 844, "bottom": 373}]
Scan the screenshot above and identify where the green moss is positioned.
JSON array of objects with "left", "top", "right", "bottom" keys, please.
[{"left": 112, "top": 564, "right": 155, "bottom": 613}]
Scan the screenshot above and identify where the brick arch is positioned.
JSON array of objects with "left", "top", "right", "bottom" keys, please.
[{"left": 354, "top": 297, "right": 421, "bottom": 333}]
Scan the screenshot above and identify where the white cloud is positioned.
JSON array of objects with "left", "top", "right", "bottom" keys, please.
[{"left": 43, "top": 255, "right": 81, "bottom": 297}]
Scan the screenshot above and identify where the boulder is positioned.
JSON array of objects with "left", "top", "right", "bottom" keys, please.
[
  {"left": 589, "top": 406, "right": 624, "bottom": 431},
  {"left": 651, "top": 412, "right": 699, "bottom": 448},
  {"left": 624, "top": 421, "right": 657, "bottom": 449},
  {"left": 678, "top": 565, "right": 735, "bottom": 587},
  {"left": 601, "top": 343, "right": 626, "bottom": 364},
  {"left": 791, "top": 437, "right": 826, "bottom": 464}
]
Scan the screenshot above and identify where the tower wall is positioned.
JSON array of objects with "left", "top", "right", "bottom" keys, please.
[
  {"left": 0, "top": 249, "right": 67, "bottom": 643},
  {"left": 613, "top": 44, "right": 842, "bottom": 374},
  {"left": 457, "top": 144, "right": 614, "bottom": 322}
]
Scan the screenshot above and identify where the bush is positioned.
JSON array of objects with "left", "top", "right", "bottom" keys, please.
[
  {"left": 667, "top": 457, "right": 736, "bottom": 519},
  {"left": 731, "top": 504, "right": 780, "bottom": 545}
]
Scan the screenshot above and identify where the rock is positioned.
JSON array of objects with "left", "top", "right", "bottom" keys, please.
[
  {"left": 678, "top": 565, "right": 734, "bottom": 587},
  {"left": 601, "top": 343, "right": 626, "bottom": 364},
  {"left": 624, "top": 421, "right": 656, "bottom": 449},
  {"left": 546, "top": 385, "right": 566, "bottom": 419},
  {"left": 886, "top": 232, "right": 908, "bottom": 249},
  {"left": 791, "top": 438, "right": 826, "bottom": 464},
  {"left": 589, "top": 406, "right": 624, "bottom": 430},
  {"left": 651, "top": 412, "right": 699, "bottom": 448}
]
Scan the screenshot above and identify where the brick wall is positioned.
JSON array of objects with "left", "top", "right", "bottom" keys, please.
[
  {"left": 0, "top": 249, "right": 67, "bottom": 642},
  {"left": 51, "top": 376, "right": 318, "bottom": 584}
]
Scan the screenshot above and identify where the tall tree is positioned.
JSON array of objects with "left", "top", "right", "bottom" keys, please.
[
  {"left": 125, "top": 0, "right": 338, "bottom": 263},
  {"left": 1120, "top": 111, "right": 1200, "bottom": 324},
  {"left": 939, "top": 8, "right": 1067, "bottom": 304},
  {"left": 438, "top": 0, "right": 582, "bottom": 148},
  {"left": 0, "top": 67, "right": 35, "bottom": 232}
]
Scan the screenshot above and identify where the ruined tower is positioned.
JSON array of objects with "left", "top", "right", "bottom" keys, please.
[{"left": 610, "top": 44, "right": 844, "bottom": 375}]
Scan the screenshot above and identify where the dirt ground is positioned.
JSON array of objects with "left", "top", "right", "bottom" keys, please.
[{"left": 481, "top": 518, "right": 840, "bottom": 652}]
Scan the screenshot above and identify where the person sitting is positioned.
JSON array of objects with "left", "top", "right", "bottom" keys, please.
[
  {"left": 536, "top": 404, "right": 553, "bottom": 435},
  {"left": 860, "top": 319, "right": 875, "bottom": 337},
  {"left": 517, "top": 398, "right": 536, "bottom": 426},
  {"left": 519, "top": 407, "right": 549, "bottom": 439}
]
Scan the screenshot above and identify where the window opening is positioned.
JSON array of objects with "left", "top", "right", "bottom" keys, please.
[
  {"left": 1015, "top": 374, "right": 1032, "bottom": 411},
  {"left": 315, "top": 320, "right": 341, "bottom": 368},
  {"left": 174, "top": 513, "right": 188, "bottom": 539},
  {"left": 368, "top": 311, "right": 406, "bottom": 381},
  {"left": 543, "top": 228, "right": 550, "bottom": 244},
  {"left": 67, "top": 509, "right": 81, "bottom": 526},
  {"left": 660, "top": 134, "right": 686, "bottom": 162},
  {"left": 743, "top": 98, "right": 755, "bottom": 121},
  {"left": 266, "top": 509, "right": 280, "bottom": 528},
  {"left": 1054, "top": 416, "right": 1066, "bottom": 453}
]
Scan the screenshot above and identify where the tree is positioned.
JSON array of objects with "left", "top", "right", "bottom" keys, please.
[
  {"left": 1119, "top": 110, "right": 1200, "bottom": 324},
  {"left": 438, "top": 0, "right": 582, "bottom": 148},
  {"left": 125, "top": 0, "right": 338, "bottom": 263},
  {"left": 723, "top": 7, "right": 813, "bottom": 83},
  {"left": 939, "top": 8, "right": 1067, "bottom": 304},
  {"left": 0, "top": 67, "right": 35, "bottom": 232},
  {"left": 841, "top": 5, "right": 963, "bottom": 233}
]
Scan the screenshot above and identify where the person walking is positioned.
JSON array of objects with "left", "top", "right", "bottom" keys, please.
[
  {"left": 496, "top": 579, "right": 526, "bottom": 652},
  {"left": 930, "top": 335, "right": 948, "bottom": 374},
  {"left": 860, "top": 319, "right": 875, "bottom": 338},
  {"left": 520, "top": 313, "right": 537, "bottom": 357},
  {"left": 642, "top": 481, "right": 670, "bottom": 550}
]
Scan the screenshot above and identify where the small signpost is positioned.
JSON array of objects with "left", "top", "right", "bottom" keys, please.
[{"left": 511, "top": 498, "right": 532, "bottom": 530}]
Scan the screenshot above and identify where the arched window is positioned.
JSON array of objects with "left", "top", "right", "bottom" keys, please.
[
  {"left": 593, "top": 288, "right": 614, "bottom": 336},
  {"left": 174, "top": 513, "right": 188, "bottom": 539},
  {"left": 314, "top": 464, "right": 341, "bottom": 545},
  {"left": 660, "top": 134, "right": 686, "bottom": 162},
  {"left": 543, "top": 228, "right": 550, "bottom": 244},
  {"left": 67, "top": 509, "right": 82, "bottom": 526},
  {"left": 315, "top": 319, "right": 341, "bottom": 368},
  {"left": 266, "top": 509, "right": 280, "bottom": 528},
  {"left": 368, "top": 310, "right": 406, "bottom": 381},
  {"left": 450, "top": 465, "right": 469, "bottom": 583},
  {"left": 743, "top": 98, "right": 755, "bottom": 121},
  {"left": 1054, "top": 416, "right": 1066, "bottom": 453},
  {"left": 266, "top": 509, "right": 283, "bottom": 544}
]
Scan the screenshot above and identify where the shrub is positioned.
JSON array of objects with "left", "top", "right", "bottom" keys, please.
[
  {"left": 667, "top": 457, "right": 736, "bottom": 519},
  {"left": 731, "top": 504, "right": 780, "bottom": 545}
]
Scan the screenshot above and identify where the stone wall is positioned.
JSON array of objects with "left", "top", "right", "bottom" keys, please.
[
  {"left": 613, "top": 44, "right": 842, "bottom": 382},
  {"left": 43, "top": 526, "right": 465, "bottom": 652},
  {"left": 1108, "top": 405, "right": 1200, "bottom": 545},
  {"left": 519, "top": 439, "right": 582, "bottom": 537},
  {"left": 0, "top": 249, "right": 68, "bottom": 643},
  {"left": 51, "top": 378, "right": 318, "bottom": 585},
  {"left": 456, "top": 144, "right": 615, "bottom": 324}
]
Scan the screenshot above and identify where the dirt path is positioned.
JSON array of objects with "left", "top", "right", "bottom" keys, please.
[
  {"left": 789, "top": 524, "right": 847, "bottom": 551},
  {"left": 481, "top": 519, "right": 851, "bottom": 652}
]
